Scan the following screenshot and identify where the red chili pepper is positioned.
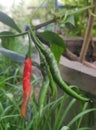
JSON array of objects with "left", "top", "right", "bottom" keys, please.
[{"left": 21, "top": 58, "right": 32, "bottom": 119}]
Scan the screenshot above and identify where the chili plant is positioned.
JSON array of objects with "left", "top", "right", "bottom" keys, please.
[{"left": 0, "top": 5, "right": 96, "bottom": 130}]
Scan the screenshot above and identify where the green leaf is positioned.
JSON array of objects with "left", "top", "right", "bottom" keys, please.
[
  {"left": 0, "top": 11, "right": 21, "bottom": 33},
  {"left": 60, "top": 126, "right": 70, "bottom": 130},
  {"left": 67, "top": 108, "right": 96, "bottom": 127},
  {"left": 50, "top": 42, "right": 64, "bottom": 63},
  {"left": 65, "top": 15, "right": 75, "bottom": 26},
  {"left": 37, "top": 31, "right": 66, "bottom": 63},
  {"left": 0, "top": 31, "right": 15, "bottom": 50}
]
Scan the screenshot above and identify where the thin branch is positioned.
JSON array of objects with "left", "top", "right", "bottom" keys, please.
[
  {"left": 34, "top": 18, "right": 55, "bottom": 30},
  {"left": 34, "top": 4, "right": 95, "bottom": 30},
  {"left": 0, "top": 19, "right": 56, "bottom": 38},
  {"left": 27, "top": 5, "right": 82, "bottom": 9},
  {"left": 0, "top": 31, "right": 28, "bottom": 38},
  {"left": 0, "top": 4, "right": 95, "bottom": 38}
]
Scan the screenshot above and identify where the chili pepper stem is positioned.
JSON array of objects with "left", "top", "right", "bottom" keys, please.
[{"left": 26, "top": 32, "right": 32, "bottom": 58}]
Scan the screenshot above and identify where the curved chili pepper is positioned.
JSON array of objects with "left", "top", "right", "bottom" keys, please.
[
  {"left": 38, "top": 50, "right": 50, "bottom": 116},
  {"left": 31, "top": 30, "right": 89, "bottom": 102},
  {"left": 21, "top": 58, "right": 32, "bottom": 119}
]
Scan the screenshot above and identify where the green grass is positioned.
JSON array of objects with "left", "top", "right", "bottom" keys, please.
[
  {"left": 0, "top": 37, "right": 95, "bottom": 130},
  {"left": 0, "top": 79, "right": 95, "bottom": 130}
]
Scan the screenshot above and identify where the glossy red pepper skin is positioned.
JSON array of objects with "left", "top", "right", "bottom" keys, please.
[{"left": 21, "top": 58, "right": 32, "bottom": 119}]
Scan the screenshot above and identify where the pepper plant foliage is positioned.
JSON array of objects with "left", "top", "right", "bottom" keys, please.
[
  {"left": 37, "top": 31, "right": 66, "bottom": 62},
  {"left": 0, "top": 11, "right": 21, "bottom": 33},
  {"left": 0, "top": 6, "right": 95, "bottom": 130},
  {"left": 0, "top": 11, "right": 66, "bottom": 63}
]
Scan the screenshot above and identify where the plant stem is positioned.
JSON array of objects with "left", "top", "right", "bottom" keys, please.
[
  {"left": 26, "top": 32, "right": 32, "bottom": 58},
  {"left": 0, "top": 5, "right": 95, "bottom": 38},
  {"left": 0, "top": 19, "right": 55, "bottom": 38},
  {"left": 0, "top": 31, "right": 28, "bottom": 38},
  {"left": 34, "top": 18, "right": 55, "bottom": 30},
  {"left": 34, "top": 4, "right": 95, "bottom": 30}
]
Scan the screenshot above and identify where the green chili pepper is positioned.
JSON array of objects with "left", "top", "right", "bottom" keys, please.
[
  {"left": 47, "top": 64, "right": 57, "bottom": 96},
  {"left": 40, "top": 49, "right": 57, "bottom": 96},
  {"left": 36, "top": 42, "right": 57, "bottom": 96},
  {"left": 36, "top": 45, "right": 57, "bottom": 115},
  {"left": 39, "top": 74, "right": 49, "bottom": 116},
  {"left": 38, "top": 49, "right": 50, "bottom": 116},
  {"left": 30, "top": 30, "right": 89, "bottom": 102}
]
